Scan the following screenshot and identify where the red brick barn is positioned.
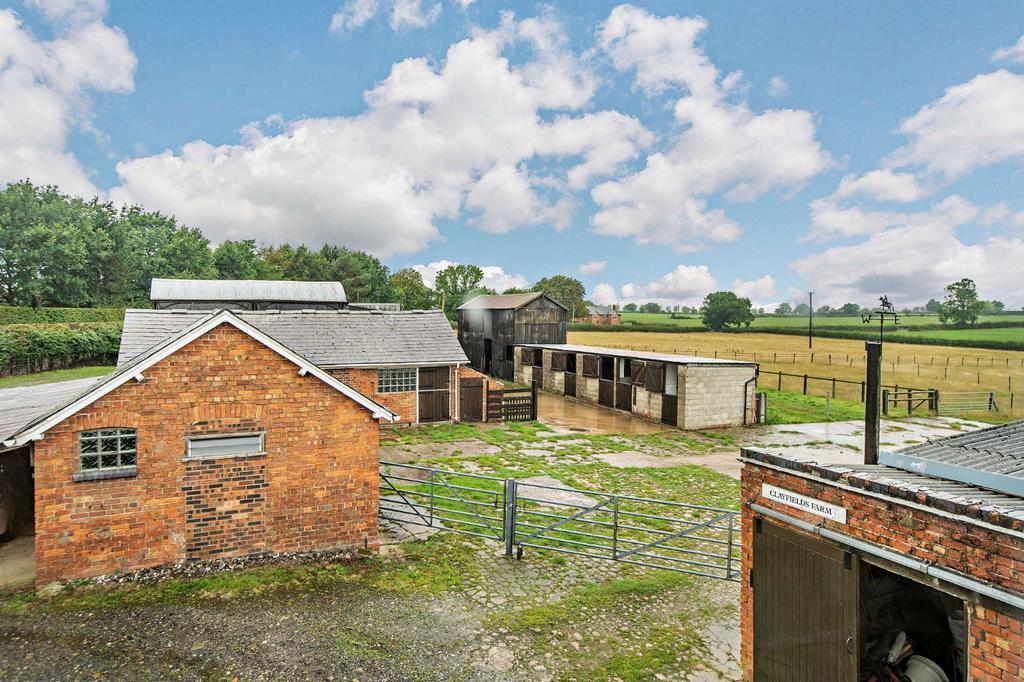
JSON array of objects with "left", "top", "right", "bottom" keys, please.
[
  {"left": 740, "top": 421, "right": 1024, "bottom": 681},
  {"left": 119, "top": 307, "right": 470, "bottom": 425},
  {"left": 0, "top": 310, "right": 397, "bottom": 588}
]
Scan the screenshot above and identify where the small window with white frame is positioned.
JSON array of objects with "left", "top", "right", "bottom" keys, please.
[
  {"left": 378, "top": 368, "right": 417, "bottom": 393},
  {"left": 187, "top": 433, "right": 265, "bottom": 459}
]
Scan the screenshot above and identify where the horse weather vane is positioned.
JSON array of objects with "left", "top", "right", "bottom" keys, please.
[{"left": 861, "top": 295, "right": 900, "bottom": 346}]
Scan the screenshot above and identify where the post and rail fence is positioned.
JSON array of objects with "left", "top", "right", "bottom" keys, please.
[{"left": 379, "top": 461, "right": 742, "bottom": 582}]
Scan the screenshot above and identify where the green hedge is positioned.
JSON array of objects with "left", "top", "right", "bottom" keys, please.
[
  {"left": 0, "top": 306, "right": 124, "bottom": 325},
  {"left": 0, "top": 322, "right": 123, "bottom": 374}
]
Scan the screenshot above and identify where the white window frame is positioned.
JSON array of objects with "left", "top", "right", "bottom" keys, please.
[
  {"left": 186, "top": 432, "right": 266, "bottom": 460},
  {"left": 378, "top": 367, "right": 417, "bottom": 393}
]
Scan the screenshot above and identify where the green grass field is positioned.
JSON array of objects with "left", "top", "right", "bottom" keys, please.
[
  {"left": 619, "top": 312, "right": 1024, "bottom": 330},
  {"left": 0, "top": 365, "right": 112, "bottom": 389}
]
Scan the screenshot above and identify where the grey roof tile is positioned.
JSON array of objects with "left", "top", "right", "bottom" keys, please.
[
  {"left": 458, "top": 292, "right": 567, "bottom": 310},
  {"left": 119, "top": 308, "right": 468, "bottom": 368}
]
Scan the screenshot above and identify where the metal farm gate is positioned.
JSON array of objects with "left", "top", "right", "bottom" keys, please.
[{"left": 379, "top": 462, "right": 741, "bottom": 581}]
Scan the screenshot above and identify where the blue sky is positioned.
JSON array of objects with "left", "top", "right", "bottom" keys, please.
[{"left": 3, "top": 1, "right": 1024, "bottom": 308}]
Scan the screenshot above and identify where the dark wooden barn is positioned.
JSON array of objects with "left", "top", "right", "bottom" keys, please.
[{"left": 457, "top": 292, "right": 567, "bottom": 380}]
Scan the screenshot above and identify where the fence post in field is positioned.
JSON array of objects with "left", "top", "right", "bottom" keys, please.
[
  {"left": 777, "top": 372, "right": 782, "bottom": 391},
  {"left": 882, "top": 389, "right": 890, "bottom": 416},
  {"left": 802, "top": 374, "right": 808, "bottom": 395},
  {"left": 866, "top": 342, "right": 882, "bottom": 464},
  {"left": 831, "top": 377, "right": 836, "bottom": 398},
  {"left": 861, "top": 381, "right": 866, "bottom": 403},
  {"left": 932, "top": 390, "right": 940, "bottom": 413}
]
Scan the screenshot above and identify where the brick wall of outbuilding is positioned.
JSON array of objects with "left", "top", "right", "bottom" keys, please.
[
  {"left": 32, "top": 324, "right": 380, "bottom": 586},
  {"left": 329, "top": 365, "right": 463, "bottom": 424},
  {"left": 740, "top": 458, "right": 1024, "bottom": 681}
]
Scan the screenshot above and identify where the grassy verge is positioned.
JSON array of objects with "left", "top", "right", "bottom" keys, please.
[
  {"left": 0, "top": 365, "right": 113, "bottom": 389},
  {"left": 757, "top": 387, "right": 865, "bottom": 424}
]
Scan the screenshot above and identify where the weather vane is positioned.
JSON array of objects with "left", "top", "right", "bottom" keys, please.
[{"left": 861, "top": 295, "right": 900, "bottom": 346}]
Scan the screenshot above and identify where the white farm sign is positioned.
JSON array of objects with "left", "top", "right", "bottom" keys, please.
[{"left": 762, "top": 484, "right": 848, "bottom": 524}]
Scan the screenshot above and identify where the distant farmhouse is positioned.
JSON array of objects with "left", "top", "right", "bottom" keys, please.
[
  {"left": 0, "top": 279, "right": 479, "bottom": 587},
  {"left": 582, "top": 304, "right": 621, "bottom": 326}
]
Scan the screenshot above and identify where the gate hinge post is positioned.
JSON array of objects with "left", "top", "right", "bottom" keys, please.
[{"left": 503, "top": 478, "right": 517, "bottom": 557}]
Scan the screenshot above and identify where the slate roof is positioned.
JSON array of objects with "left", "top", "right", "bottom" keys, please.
[
  {"left": 119, "top": 308, "right": 467, "bottom": 368},
  {"left": 0, "top": 377, "right": 104, "bottom": 445},
  {"left": 2, "top": 310, "right": 401, "bottom": 449},
  {"left": 150, "top": 278, "right": 347, "bottom": 304},
  {"left": 519, "top": 343, "right": 757, "bottom": 366},
  {"left": 458, "top": 292, "right": 567, "bottom": 310},
  {"left": 881, "top": 420, "right": 1024, "bottom": 498},
  {"left": 586, "top": 305, "right": 618, "bottom": 315}
]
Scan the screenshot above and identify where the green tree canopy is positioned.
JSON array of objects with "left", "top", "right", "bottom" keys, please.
[
  {"left": 531, "top": 275, "right": 587, "bottom": 318},
  {"left": 622, "top": 302, "right": 638, "bottom": 312},
  {"left": 700, "top": 291, "right": 754, "bottom": 331},
  {"left": 837, "top": 302, "right": 861, "bottom": 316},
  {"left": 214, "top": 240, "right": 261, "bottom": 279},
  {"left": 435, "top": 263, "right": 484, "bottom": 318},
  {"left": 639, "top": 302, "right": 662, "bottom": 314},
  {"left": 938, "top": 278, "right": 985, "bottom": 327},
  {"left": 390, "top": 268, "right": 435, "bottom": 310},
  {"left": 774, "top": 302, "right": 792, "bottom": 315}
]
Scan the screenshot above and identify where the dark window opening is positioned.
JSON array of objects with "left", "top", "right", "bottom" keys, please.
[
  {"left": 599, "top": 356, "right": 614, "bottom": 381},
  {"left": 533, "top": 350, "right": 544, "bottom": 368},
  {"left": 565, "top": 354, "right": 577, "bottom": 374},
  {"left": 860, "top": 563, "right": 965, "bottom": 682},
  {"left": 619, "top": 359, "right": 633, "bottom": 385}
]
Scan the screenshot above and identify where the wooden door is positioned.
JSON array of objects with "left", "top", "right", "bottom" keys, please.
[
  {"left": 532, "top": 365, "right": 543, "bottom": 389},
  {"left": 598, "top": 380, "right": 614, "bottom": 407},
  {"left": 661, "top": 394, "right": 677, "bottom": 425},
  {"left": 615, "top": 382, "right": 632, "bottom": 412},
  {"left": 564, "top": 373, "right": 576, "bottom": 398},
  {"left": 418, "top": 367, "right": 451, "bottom": 423},
  {"left": 460, "top": 379, "right": 483, "bottom": 422},
  {"left": 753, "top": 520, "right": 859, "bottom": 681}
]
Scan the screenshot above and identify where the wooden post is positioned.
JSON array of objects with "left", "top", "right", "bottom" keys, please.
[
  {"left": 802, "top": 374, "right": 808, "bottom": 395},
  {"left": 777, "top": 372, "right": 782, "bottom": 391},
  {"left": 865, "top": 341, "right": 881, "bottom": 464},
  {"left": 530, "top": 380, "right": 538, "bottom": 421}
]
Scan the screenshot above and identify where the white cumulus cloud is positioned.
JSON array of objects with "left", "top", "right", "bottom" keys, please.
[
  {"left": 0, "top": 0, "right": 136, "bottom": 197},
  {"left": 731, "top": 275, "right": 776, "bottom": 301},
  {"left": 766, "top": 76, "right": 787, "bottom": 97},
  {"left": 590, "top": 282, "right": 617, "bottom": 306},
  {"left": 590, "top": 5, "right": 831, "bottom": 251},
  {"left": 992, "top": 35, "right": 1024, "bottom": 64},
  {"left": 578, "top": 260, "right": 607, "bottom": 275},
  {"left": 885, "top": 70, "right": 1024, "bottom": 182},
  {"left": 111, "top": 11, "right": 651, "bottom": 256},
  {"left": 620, "top": 264, "right": 717, "bottom": 306}
]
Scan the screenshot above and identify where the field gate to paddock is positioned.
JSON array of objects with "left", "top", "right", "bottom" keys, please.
[
  {"left": 484, "top": 382, "right": 537, "bottom": 422},
  {"left": 378, "top": 461, "right": 741, "bottom": 582}
]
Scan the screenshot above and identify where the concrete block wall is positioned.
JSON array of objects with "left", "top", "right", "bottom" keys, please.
[{"left": 679, "top": 364, "right": 756, "bottom": 429}]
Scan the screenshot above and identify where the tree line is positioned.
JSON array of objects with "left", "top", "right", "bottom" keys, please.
[{"left": 0, "top": 182, "right": 591, "bottom": 318}]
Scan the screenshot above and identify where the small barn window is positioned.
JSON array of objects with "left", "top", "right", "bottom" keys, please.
[
  {"left": 187, "top": 433, "right": 265, "bottom": 459},
  {"left": 78, "top": 428, "right": 137, "bottom": 471},
  {"left": 378, "top": 368, "right": 417, "bottom": 393}
]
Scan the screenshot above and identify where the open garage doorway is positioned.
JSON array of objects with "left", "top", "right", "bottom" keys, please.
[{"left": 0, "top": 445, "right": 35, "bottom": 589}]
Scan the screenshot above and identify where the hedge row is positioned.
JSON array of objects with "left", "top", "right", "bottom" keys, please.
[
  {"left": 0, "top": 322, "right": 123, "bottom": 375},
  {"left": 568, "top": 322, "right": 1024, "bottom": 352},
  {"left": 0, "top": 306, "right": 125, "bottom": 325}
]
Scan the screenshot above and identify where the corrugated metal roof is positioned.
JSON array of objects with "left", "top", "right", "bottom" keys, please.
[
  {"left": 458, "top": 292, "right": 567, "bottom": 310},
  {"left": 150, "top": 279, "right": 347, "bottom": 303},
  {"left": 882, "top": 420, "right": 1024, "bottom": 498},
  {"left": 0, "top": 377, "right": 105, "bottom": 444},
  {"left": 119, "top": 308, "right": 468, "bottom": 368},
  {"left": 519, "top": 343, "right": 757, "bottom": 366}
]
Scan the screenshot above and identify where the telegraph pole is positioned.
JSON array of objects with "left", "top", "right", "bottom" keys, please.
[{"left": 808, "top": 291, "right": 814, "bottom": 349}]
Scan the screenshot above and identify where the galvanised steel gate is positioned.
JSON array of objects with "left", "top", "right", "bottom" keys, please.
[{"left": 379, "top": 461, "right": 741, "bottom": 582}]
